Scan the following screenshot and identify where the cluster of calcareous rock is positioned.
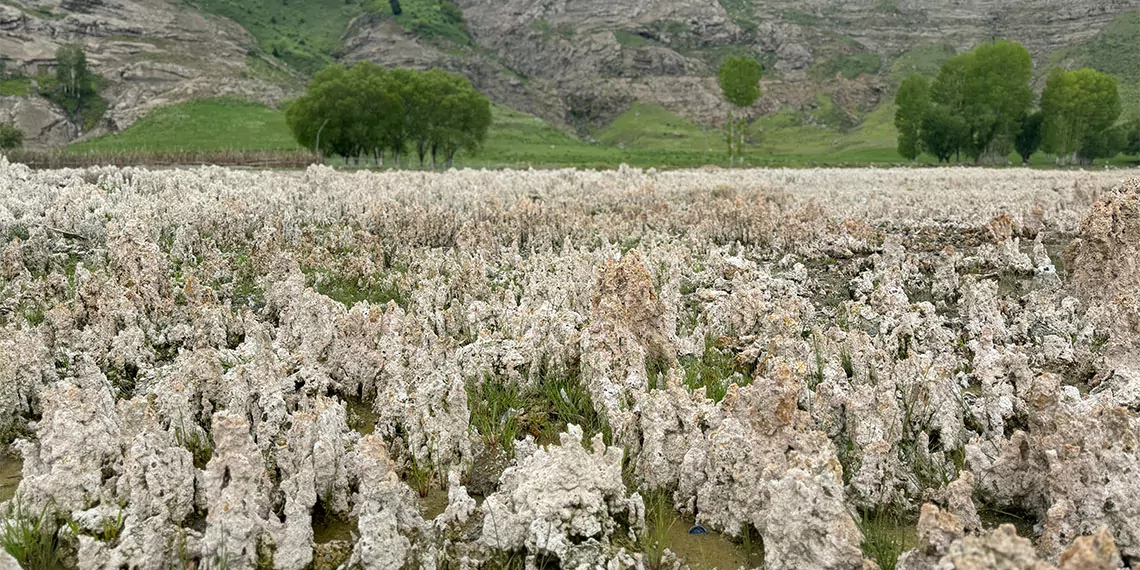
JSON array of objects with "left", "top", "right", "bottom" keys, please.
[{"left": 0, "top": 161, "right": 1137, "bottom": 570}]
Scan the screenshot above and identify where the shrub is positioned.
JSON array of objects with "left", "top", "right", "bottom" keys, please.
[{"left": 0, "top": 123, "right": 23, "bottom": 150}]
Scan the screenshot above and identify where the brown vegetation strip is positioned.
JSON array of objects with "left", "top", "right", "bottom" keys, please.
[{"left": 4, "top": 149, "right": 320, "bottom": 169}]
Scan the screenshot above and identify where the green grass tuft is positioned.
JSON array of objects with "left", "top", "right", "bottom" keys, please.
[
  {"left": 533, "top": 366, "right": 611, "bottom": 445},
  {"left": 407, "top": 455, "right": 437, "bottom": 498},
  {"left": 309, "top": 270, "right": 406, "bottom": 310},
  {"left": 856, "top": 509, "right": 914, "bottom": 570},
  {"left": 0, "top": 77, "right": 33, "bottom": 97},
  {"left": 467, "top": 377, "right": 523, "bottom": 454},
  {"left": 641, "top": 490, "right": 674, "bottom": 570},
  {"left": 468, "top": 363, "right": 611, "bottom": 454},
  {"left": 680, "top": 339, "right": 748, "bottom": 403},
  {"left": 1, "top": 501, "right": 67, "bottom": 570}
]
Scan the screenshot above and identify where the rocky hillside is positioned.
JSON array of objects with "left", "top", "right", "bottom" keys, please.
[
  {"left": 5, "top": 0, "right": 1140, "bottom": 146},
  {"left": 0, "top": 0, "right": 288, "bottom": 146}
]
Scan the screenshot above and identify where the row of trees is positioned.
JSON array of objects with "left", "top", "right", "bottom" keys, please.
[
  {"left": 895, "top": 40, "right": 1128, "bottom": 165},
  {"left": 285, "top": 63, "right": 492, "bottom": 168}
]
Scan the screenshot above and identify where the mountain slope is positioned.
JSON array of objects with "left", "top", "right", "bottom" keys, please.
[
  {"left": 6, "top": 0, "right": 1140, "bottom": 152},
  {"left": 0, "top": 0, "right": 289, "bottom": 145}
]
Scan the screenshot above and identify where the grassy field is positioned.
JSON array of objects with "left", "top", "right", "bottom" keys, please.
[
  {"left": 70, "top": 98, "right": 300, "bottom": 153},
  {"left": 62, "top": 94, "right": 1140, "bottom": 169}
]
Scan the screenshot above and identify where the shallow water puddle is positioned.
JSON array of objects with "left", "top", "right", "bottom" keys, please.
[
  {"left": 664, "top": 513, "right": 763, "bottom": 570},
  {"left": 312, "top": 509, "right": 357, "bottom": 544},
  {"left": 344, "top": 395, "right": 377, "bottom": 435},
  {"left": 0, "top": 451, "right": 21, "bottom": 503},
  {"left": 980, "top": 508, "right": 1037, "bottom": 540},
  {"left": 420, "top": 488, "right": 450, "bottom": 521}
]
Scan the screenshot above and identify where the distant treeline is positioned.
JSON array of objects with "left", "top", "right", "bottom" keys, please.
[
  {"left": 895, "top": 40, "right": 1140, "bottom": 165},
  {"left": 286, "top": 63, "right": 491, "bottom": 168}
]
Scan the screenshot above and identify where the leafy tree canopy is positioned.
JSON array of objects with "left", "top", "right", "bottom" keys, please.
[
  {"left": 894, "top": 75, "right": 931, "bottom": 161},
  {"left": 286, "top": 63, "right": 491, "bottom": 168},
  {"left": 717, "top": 56, "right": 763, "bottom": 108},
  {"left": 1041, "top": 68, "right": 1121, "bottom": 163}
]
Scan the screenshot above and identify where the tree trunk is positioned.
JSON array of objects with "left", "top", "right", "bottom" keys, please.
[
  {"left": 738, "top": 117, "right": 745, "bottom": 166},
  {"left": 394, "top": 149, "right": 400, "bottom": 169},
  {"left": 726, "top": 110, "right": 734, "bottom": 168}
]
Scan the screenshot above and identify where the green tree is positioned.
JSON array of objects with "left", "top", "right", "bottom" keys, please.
[
  {"left": 56, "top": 45, "right": 93, "bottom": 100},
  {"left": 717, "top": 56, "right": 763, "bottom": 167},
  {"left": 894, "top": 75, "right": 931, "bottom": 161},
  {"left": 287, "top": 64, "right": 491, "bottom": 168},
  {"left": 929, "top": 40, "right": 1032, "bottom": 163},
  {"left": 420, "top": 69, "right": 490, "bottom": 168},
  {"left": 344, "top": 61, "right": 402, "bottom": 164},
  {"left": 1041, "top": 68, "right": 1122, "bottom": 164},
  {"left": 0, "top": 123, "right": 23, "bottom": 150},
  {"left": 1124, "top": 119, "right": 1140, "bottom": 156},
  {"left": 439, "top": 86, "right": 492, "bottom": 167},
  {"left": 1014, "top": 111, "right": 1044, "bottom": 165},
  {"left": 921, "top": 105, "right": 967, "bottom": 163},
  {"left": 285, "top": 65, "right": 360, "bottom": 161},
  {"left": 1079, "top": 124, "right": 1125, "bottom": 163},
  {"left": 382, "top": 67, "right": 422, "bottom": 167},
  {"left": 410, "top": 69, "right": 451, "bottom": 167},
  {"left": 960, "top": 41, "right": 1033, "bottom": 162},
  {"left": 41, "top": 44, "right": 107, "bottom": 131}
]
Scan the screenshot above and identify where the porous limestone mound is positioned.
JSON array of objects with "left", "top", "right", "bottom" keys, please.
[
  {"left": 1058, "top": 527, "right": 1123, "bottom": 570},
  {"left": 480, "top": 425, "right": 644, "bottom": 566},
  {"left": 966, "top": 372, "right": 1140, "bottom": 561},
  {"left": 635, "top": 362, "right": 864, "bottom": 570},
  {"left": 898, "top": 509, "right": 1122, "bottom": 570},
  {"left": 673, "top": 378, "right": 864, "bottom": 570},
  {"left": 274, "top": 396, "right": 355, "bottom": 570},
  {"left": 201, "top": 411, "right": 281, "bottom": 570},
  {"left": 1065, "top": 178, "right": 1140, "bottom": 304},
  {"left": 0, "top": 328, "right": 53, "bottom": 441},
  {"left": 1064, "top": 177, "right": 1140, "bottom": 410},
  {"left": 14, "top": 360, "right": 123, "bottom": 514},
  {"left": 77, "top": 430, "right": 198, "bottom": 570},
  {"left": 347, "top": 435, "right": 425, "bottom": 570},
  {"left": 582, "top": 251, "right": 678, "bottom": 445}
]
